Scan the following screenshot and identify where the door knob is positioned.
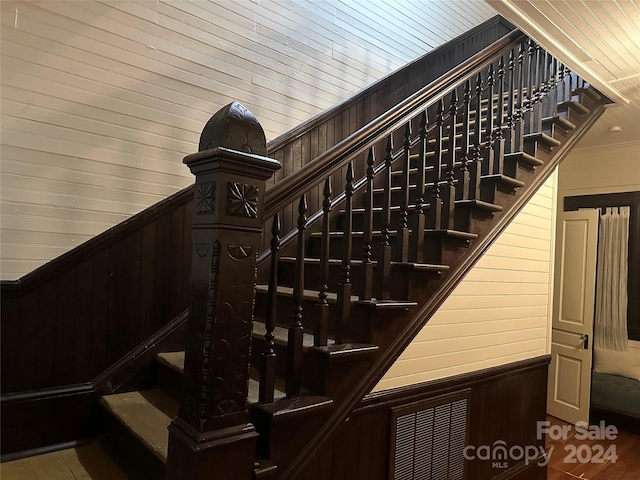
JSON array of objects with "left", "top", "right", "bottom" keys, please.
[{"left": 580, "top": 334, "right": 589, "bottom": 350}]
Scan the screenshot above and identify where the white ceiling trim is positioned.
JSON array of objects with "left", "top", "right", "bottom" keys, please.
[{"left": 486, "top": 0, "right": 629, "bottom": 105}]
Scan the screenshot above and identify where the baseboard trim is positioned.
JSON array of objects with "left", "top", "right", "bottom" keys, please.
[
  {"left": 358, "top": 354, "right": 551, "bottom": 412},
  {"left": 0, "top": 438, "right": 94, "bottom": 463}
]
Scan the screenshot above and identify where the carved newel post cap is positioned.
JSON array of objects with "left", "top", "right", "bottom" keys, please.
[{"left": 199, "top": 101, "right": 267, "bottom": 156}]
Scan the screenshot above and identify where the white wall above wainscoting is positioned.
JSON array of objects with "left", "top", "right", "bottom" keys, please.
[
  {"left": 0, "top": 0, "right": 497, "bottom": 279},
  {"left": 374, "top": 173, "right": 558, "bottom": 391}
]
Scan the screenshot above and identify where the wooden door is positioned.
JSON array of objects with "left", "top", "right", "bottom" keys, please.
[{"left": 547, "top": 209, "right": 599, "bottom": 425}]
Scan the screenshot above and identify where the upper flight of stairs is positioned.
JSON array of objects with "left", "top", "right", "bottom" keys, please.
[{"left": 97, "top": 31, "right": 608, "bottom": 478}]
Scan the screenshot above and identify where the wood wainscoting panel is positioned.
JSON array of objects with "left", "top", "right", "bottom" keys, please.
[{"left": 298, "top": 355, "right": 550, "bottom": 480}]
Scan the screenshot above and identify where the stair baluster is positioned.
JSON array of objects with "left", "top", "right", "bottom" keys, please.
[
  {"left": 481, "top": 64, "right": 496, "bottom": 179},
  {"left": 531, "top": 44, "right": 544, "bottom": 132},
  {"left": 427, "top": 100, "right": 444, "bottom": 230},
  {"left": 549, "top": 60, "right": 559, "bottom": 117},
  {"left": 469, "top": 73, "right": 483, "bottom": 201},
  {"left": 541, "top": 52, "right": 554, "bottom": 116},
  {"left": 456, "top": 81, "right": 472, "bottom": 203},
  {"left": 565, "top": 67, "right": 573, "bottom": 104},
  {"left": 505, "top": 50, "right": 516, "bottom": 153},
  {"left": 260, "top": 213, "right": 280, "bottom": 404},
  {"left": 377, "top": 135, "right": 393, "bottom": 300},
  {"left": 536, "top": 45, "right": 544, "bottom": 95},
  {"left": 493, "top": 56, "right": 506, "bottom": 175},
  {"left": 362, "top": 149, "right": 375, "bottom": 299},
  {"left": 315, "top": 179, "right": 331, "bottom": 347},
  {"left": 411, "top": 111, "right": 428, "bottom": 262},
  {"left": 558, "top": 64, "right": 567, "bottom": 107},
  {"left": 524, "top": 40, "right": 537, "bottom": 134},
  {"left": 286, "top": 195, "right": 307, "bottom": 397},
  {"left": 543, "top": 51, "right": 552, "bottom": 96},
  {"left": 515, "top": 43, "right": 526, "bottom": 151},
  {"left": 337, "top": 163, "right": 354, "bottom": 343},
  {"left": 443, "top": 90, "right": 458, "bottom": 230},
  {"left": 398, "top": 123, "right": 412, "bottom": 262}
]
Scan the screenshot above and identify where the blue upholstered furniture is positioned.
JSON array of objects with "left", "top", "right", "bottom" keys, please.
[{"left": 591, "top": 372, "right": 640, "bottom": 419}]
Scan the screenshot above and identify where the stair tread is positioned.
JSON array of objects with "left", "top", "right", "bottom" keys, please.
[
  {"left": 423, "top": 229, "right": 478, "bottom": 239},
  {"left": 355, "top": 299, "right": 418, "bottom": 309},
  {"left": 346, "top": 205, "right": 412, "bottom": 214},
  {"left": 311, "top": 228, "right": 477, "bottom": 239},
  {"left": 278, "top": 256, "right": 449, "bottom": 272},
  {"left": 253, "top": 394, "right": 333, "bottom": 416},
  {"left": 308, "top": 343, "right": 379, "bottom": 362},
  {"left": 252, "top": 321, "right": 334, "bottom": 350},
  {"left": 558, "top": 99, "right": 589, "bottom": 114},
  {"left": 481, "top": 173, "right": 526, "bottom": 188},
  {"left": 157, "top": 351, "right": 184, "bottom": 373},
  {"left": 255, "top": 284, "right": 359, "bottom": 303},
  {"left": 454, "top": 199, "right": 503, "bottom": 212},
  {"left": 573, "top": 86, "right": 601, "bottom": 101},
  {"left": 542, "top": 115, "right": 576, "bottom": 131},
  {"left": 101, "top": 389, "right": 178, "bottom": 463},
  {"left": 157, "top": 352, "right": 287, "bottom": 402},
  {"left": 524, "top": 132, "right": 561, "bottom": 147},
  {"left": 504, "top": 151, "right": 544, "bottom": 167}
]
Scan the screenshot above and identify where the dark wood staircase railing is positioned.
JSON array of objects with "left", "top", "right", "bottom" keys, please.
[
  {"left": 92, "top": 46, "right": 607, "bottom": 480},
  {"left": 158, "top": 29, "right": 608, "bottom": 480},
  {"left": 0, "top": 17, "right": 610, "bottom": 480}
]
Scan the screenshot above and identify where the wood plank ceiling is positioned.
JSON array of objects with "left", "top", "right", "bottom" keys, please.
[{"left": 487, "top": 0, "right": 640, "bottom": 149}]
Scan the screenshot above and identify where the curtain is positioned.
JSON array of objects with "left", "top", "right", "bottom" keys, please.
[{"left": 595, "top": 206, "right": 630, "bottom": 351}]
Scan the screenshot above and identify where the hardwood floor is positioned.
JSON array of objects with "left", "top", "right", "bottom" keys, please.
[
  {"left": 545, "top": 415, "right": 640, "bottom": 479},
  {"left": 1, "top": 443, "right": 130, "bottom": 480},
  {"left": 2, "top": 416, "right": 638, "bottom": 479}
]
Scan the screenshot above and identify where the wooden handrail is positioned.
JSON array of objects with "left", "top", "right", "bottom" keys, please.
[{"left": 263, "top": 29, "right": 526, "bottom": 220}]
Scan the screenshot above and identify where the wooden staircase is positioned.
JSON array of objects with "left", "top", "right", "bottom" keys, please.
[{"left": 94, "top": 30, "right": 609, "bottom": 480}]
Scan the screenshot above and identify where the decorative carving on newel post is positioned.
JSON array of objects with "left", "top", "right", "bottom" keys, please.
[{"left": 166, "top": 102, "right": 280, "bottom": 480}]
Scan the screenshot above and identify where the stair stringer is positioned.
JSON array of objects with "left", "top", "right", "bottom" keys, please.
[{"left": 280, "top": 95, "right": 607, "bottom": 479}]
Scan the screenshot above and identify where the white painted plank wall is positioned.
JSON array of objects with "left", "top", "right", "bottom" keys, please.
[
  {"left": 0, "top": 0, "right": 497, "bottom": 279},
  {"left": 558, "top": 141, "right": 640, "bottom": 198},
  {"left": 374, "top": 174, "right": 557, "bottom": 391}
]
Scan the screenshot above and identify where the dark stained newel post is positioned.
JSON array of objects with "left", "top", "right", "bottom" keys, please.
[{"left": 166, "top": 102, "right": 280, "bottom": 480}]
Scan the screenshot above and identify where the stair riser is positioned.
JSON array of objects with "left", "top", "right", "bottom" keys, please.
[
  {"left": 480, "top": 180, "right": 523, "bottom": 207},
  {"left": 503, "top": 158, "right": 537, "bottom": 181},
  {"left": 557, "top": 104, "right": 588, "bottom": 126},
  {"left": 251, "top": 336, "right": 290, "bottom": 380},
  {"left": 374, "top": 184, "right": 424, "bottom": 204},
  {"left": 157, "top": 361, "right": 183, "bottom": 402},
  {"left": 250, "top": 402, "right": 332, "bottom": 474},
  {"left": 302, "top": 353, "right": 375, "bottom": 402},
  {"left": 253, "top": 290, "right": 420, "bottom": 346},
  {"left": 254, "top": 289, "right": 336, "bottom": 332},
  {"left": 251, "top": 336, "right": 380, "bottom": 395},
  {"left": 336, "top": 207, "right": 416, "bottom": 232},
  {"left": 390, "top": 170, "right": 435, "bottom": 189},
  {"left": 307, "top": 229, "right": 475, "bottom": 265},
  {"left": 275, "top": 260, "right": 444, "bottom": 301},
  {"left": 421, "top": 234, "right": 474, "bottom": 264},
  {"left": 341, "top": 300, "right": 425, "bottom": 350},
  {"left": 254, "top": 288, "right": 403, "bottom": 337},
  {"left": 251, "top": 337, "right": 379, "bottom": 402},
  {"left": 523, "top": 134, "right": 554, "bottom": 158},
  {"left": 101, "top": 408, "right": 166, "bottom": 480},
  {"left": 384, "top": 175, "right": 520, "bottom": 210}
]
